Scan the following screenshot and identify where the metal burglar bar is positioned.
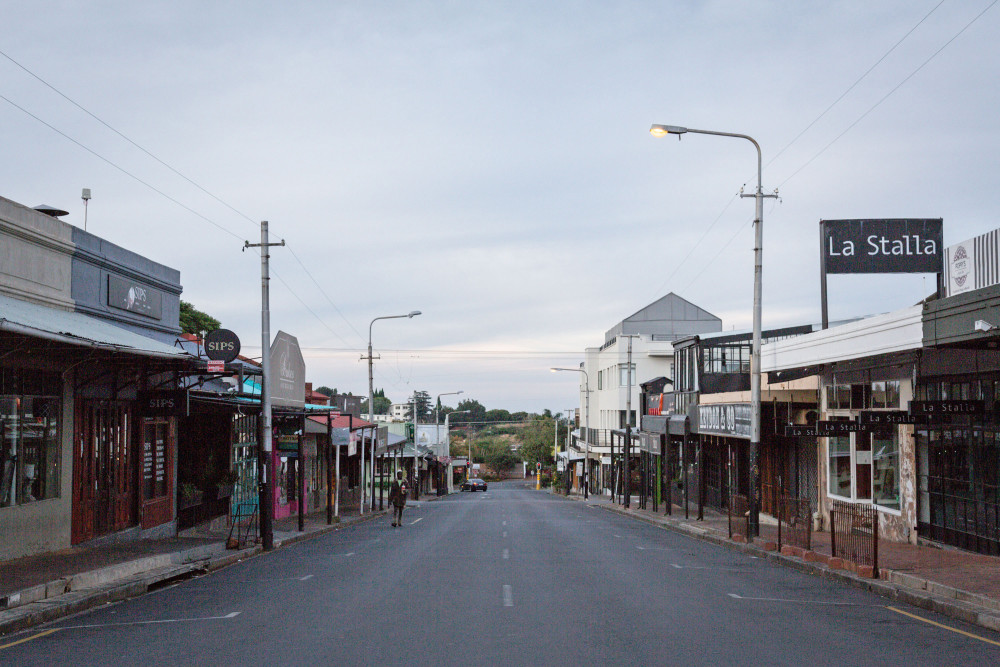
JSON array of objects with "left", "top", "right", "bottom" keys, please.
[
  {"left": 777, "top": 496, "right": 812, "bottom": 551},
  {"left": 830, "top": 500, "right": 879, "bottom": 576}
]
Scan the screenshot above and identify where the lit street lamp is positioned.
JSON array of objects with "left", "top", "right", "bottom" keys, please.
[
  {"left": 551, "top": 367, "right": 591, "bottom": 499},
  {"left": 364, "top": 310, "right": 421, "bottom": 514},
  {"left": 650, "top": 123, "right": 776, "bottom": 537}
]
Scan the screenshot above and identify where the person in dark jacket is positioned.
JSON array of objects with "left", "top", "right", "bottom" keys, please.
[{"left": 389, "top": 470, "right": 408, "bottom": 527}]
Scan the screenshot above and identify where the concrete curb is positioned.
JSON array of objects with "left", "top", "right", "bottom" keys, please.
[{"left": 593, "top": 501, "right": 1000, "bottom": 634}]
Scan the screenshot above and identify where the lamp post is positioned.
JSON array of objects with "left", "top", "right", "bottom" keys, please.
[
  {"left": 649, "top": 123, "right": 776, "bottom": 537},
  {"left": 364, "top": 310, "right": 421, "bottom": 514},
  {"left": 551, "top": 367, "right": 590, "bottom": 499},
  {"left": 434, "top": 392, "right": 463, "bottom": 496},
  {"left": 444, "top": 409, "right": 469, "bottom": 493}
]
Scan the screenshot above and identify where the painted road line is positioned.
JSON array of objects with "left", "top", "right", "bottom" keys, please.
[
  {"left": 298, "top": 575, "right": 314, "bottom": 581},
  {"left": 673, "top": 564, "right": 745, "bottom": 570},
  {"left": 344, "top": 552, "right": 355, "bottom": 557},
  {"left": 503, "top": 549, "right": 510, "bottom": 559},
  {"left": 0, "top": 629, "right": 60, "bottom": 651},
  {"left": 886, "top": 606, "right": 1000, "bottom": 647},
  {"left": 410, "top": 518, "right": 424, "bottom": 525},
  {"left": 503, "top": 585, "right": 514, "bottom": 607},
  {"left": 502, "top": 520, "right": 507, "bottom": 526},
  {"left": 728, "top": 593, "right": 876, "bottom": 606},
  {"left": 55, "top": 612, "right": 242, "bottom": 631}
]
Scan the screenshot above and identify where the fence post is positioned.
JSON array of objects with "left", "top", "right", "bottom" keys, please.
[
  {"left": 830, "top": 505, "right": 837, "bottom": 557},
  {"left": 873, "top": 509, "right": 879, "bottom": 578}
]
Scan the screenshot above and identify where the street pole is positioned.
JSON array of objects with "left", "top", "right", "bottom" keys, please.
[
  {"left": 444, "top": 410, "right": 469, "bottom": 494},
  {"left": 551, "top": 368, "right": 590, "bottom": 499},
  {"left": 244, "top": 221, "right": 284, "bottom": 551},
  {"left": 624, "top": 335, "right": 635, "bottom": 509},
  {"left": 364, "top": 311, "right": 421, "bottom": 514},
  {"left": 650, "top": 123, "right": 777, "bottom": 538}
]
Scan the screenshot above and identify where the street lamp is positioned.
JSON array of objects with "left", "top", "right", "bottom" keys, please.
[
  {"left": 444, "top": 409, "right": 469, "bottom": 493},
  {"left": 365, "top": 310, "right": 421, "bottom": 514},
  {"left": 435, "top": 391, "right": 464, "bottom": 450},
  {"left": 650, "top": 123, "right": 775, "bottom": 537},
  {"left": 551, "top": 367, "right": 591, "bottom": 499}
]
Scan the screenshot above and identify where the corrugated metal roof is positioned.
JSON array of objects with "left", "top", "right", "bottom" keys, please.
[{"left": 0, "top": 293, "right": 189, "bottom": 359}]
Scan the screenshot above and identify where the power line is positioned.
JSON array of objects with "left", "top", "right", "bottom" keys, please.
[{"left": 777, "top": 0, "right": 998, "bottom": 188}]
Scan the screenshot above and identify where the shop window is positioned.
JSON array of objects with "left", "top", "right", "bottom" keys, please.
[
  {"left": 142, "top": 420, "right": 169, "bottom": 500},
  {"left": 870, "top": 381, "right": 901, "bottom": 409},
  {"left": 828, "top": 434, "right": 851, "bottom": 497},
  {"left": 1, "top": 395, "right": 61, "bottom": 508},
  {"left": 872, "top": 431, "right": 900, "bottom": 510}
]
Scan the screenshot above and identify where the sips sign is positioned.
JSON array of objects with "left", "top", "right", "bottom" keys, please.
[{"left": 204, "top": 329, "right": 241, "bottom": 363}]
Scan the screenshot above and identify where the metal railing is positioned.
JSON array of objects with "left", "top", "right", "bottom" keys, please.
[
  {"left": 227, "top": 502, "right": 259, "bottom": 549},
  {"left": 830, "top": 500, "right": 879, "bottom": 576},
  {"left": 777, "top": 496, "right": 812, "bottom": 551},
  {"left": 728, "top": 494, "right": 750, "bottom": 541}
]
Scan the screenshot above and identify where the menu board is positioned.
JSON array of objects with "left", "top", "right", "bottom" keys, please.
[{"left": 142, "top": 421, "right": 168, "bottom": 500}]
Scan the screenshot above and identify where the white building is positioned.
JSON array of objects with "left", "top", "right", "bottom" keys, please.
[
  {"left": 581, "top": 293, "right": 722, "bottom": 433},
  {"left": 389, "top": 402, "right": 413, "bottom": 421}
]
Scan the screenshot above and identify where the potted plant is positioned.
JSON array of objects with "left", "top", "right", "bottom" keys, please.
[
  {"left": 215, "top": 469, "right": 239, "bottom": 499},
  {"left": 179, "top": 482, "right": 203, "bottom": 509}
]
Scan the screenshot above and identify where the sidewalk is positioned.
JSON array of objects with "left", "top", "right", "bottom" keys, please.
[
  {"left": 0, "top": 497, "right": 411, "bottom": 637},
  {"left": 560, "top": 490, "right": 1000, "bottom": 633}
]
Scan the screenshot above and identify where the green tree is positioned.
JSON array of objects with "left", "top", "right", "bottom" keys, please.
[
  {"left": 485, "top": 408, "right": 512, "bottom": 423},
  {"left": 518, "top": 417, "right": 556, "bottom": 468},
  {"left": 315, "top": 386, "right": 335, "bottom": 397},
  {"left": 456, "top": 398, "right": 487, "bottom": 424},
  {"left": 412, "top": 390, "right": 432, "bottom": 420},
  {"left": 179, "top": 301, "right": 220, "bottom": 335}
]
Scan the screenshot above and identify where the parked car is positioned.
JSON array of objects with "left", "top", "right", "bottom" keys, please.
[{"left": 461, "top": 478, "right": 488, "bottom": 492}]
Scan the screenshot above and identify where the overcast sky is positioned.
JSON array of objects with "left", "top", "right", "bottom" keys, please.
[{"left": 3, "top": 1, "right": 998, "bottom": 413}]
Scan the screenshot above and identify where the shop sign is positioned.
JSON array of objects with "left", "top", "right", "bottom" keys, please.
[
  {"left": 821, "top": 219, "right": 943, "bottom": 274},
  {"left": 698, "top": 403, "right": 751, "bottom": 439},
  {"left": 909, "top": 400, "right": 985, "bottom": 415},
  {"left": 270, "top": 331, "right": 305, "bottom": 408},
  {"left": 277, "top": 434, "right": 299, "bottom": 451},
  {"left": 205, "top": 329, "right": 241, "bottom": 362},
  {"left": 108, "top": 274, "right": 163, "bottom": 319},
  {"left": 816, "top": 420, "right": 869, "bottom": 435},
  {"left": 859, "top": 411, "right": 927, "bottom": 425},
  {"left": 136, "top": 390, "right": 187, "bottom": 417},
  {"left": 784, "top": 425, "right": 817, "bottom": 437}
]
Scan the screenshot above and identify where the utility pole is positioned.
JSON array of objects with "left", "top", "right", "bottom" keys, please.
[
  {"left": 244, "top": 221, "right": 284, "bottom": 551},
  {"left": 623, "top": 334, "right": 638, "bottom": 509}
]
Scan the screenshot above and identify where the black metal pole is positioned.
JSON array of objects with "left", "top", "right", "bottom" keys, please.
[
  {"left": 326, "top": 413, "right": 333, "bottom": 525},
  {"left": 298, "top": 412, "right": 305, "bottom": 532}
]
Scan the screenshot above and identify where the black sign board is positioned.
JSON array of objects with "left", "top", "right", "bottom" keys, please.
[
  {"left": 909, "top": 400, "right": 985, "bottom": 415},
  {"left": 816, "top": 420, "right": 870, "bottom": 435},
  {"left": 859, "top": 411, "right": 927, "bottom": 426},
  {"left": 136, "top": 390, "right": 188, "bottom": 417},
  {"left": 108, "top": 275, "right": 163, "bottom": 319},
  {"left": 205, "top": 329, "right": 241, "bottom": 362},
  {"left": 821, "top": 219, "right": 943, "bottom": 274},
  {"left": 785, "top": 425, "right": 817, "bottom": 437}
]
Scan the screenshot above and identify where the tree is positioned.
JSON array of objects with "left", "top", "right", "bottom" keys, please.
[
  {"left": 412, "top": 390, "right": 432, "bottom": 421},
  {"left": 315, "top": 386, "right": 335, "bottom": 397},
  {"left": 518, "top": 417, "right": 556, "bottom": 468},
  {"left": 179, "top": 301, "right": 220, "bottom": 335},
  {"left": 485, "top": 408, "right": 512, "bottom": 424},
  {"left": 361, "top": 395, "right": 391, "bottom": 415},
  {"left": 456, "top": 398, "right": 487, "bottom": 424}
]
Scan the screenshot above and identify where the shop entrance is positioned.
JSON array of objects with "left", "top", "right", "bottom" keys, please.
[{"left": 72, "top": 400, "right": 137, "bottom": 544}]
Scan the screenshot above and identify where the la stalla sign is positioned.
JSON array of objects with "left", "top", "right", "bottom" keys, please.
[{"left": 821, "top": 219, "right": 943, "bottom": 274}]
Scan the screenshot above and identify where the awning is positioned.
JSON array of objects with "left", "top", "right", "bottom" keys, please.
[
  {"left": 668, "top": 415, "right": 690, "bottom": 436},
  {"left": 0, "top": 293, "right": 190, "bottom": 360}
]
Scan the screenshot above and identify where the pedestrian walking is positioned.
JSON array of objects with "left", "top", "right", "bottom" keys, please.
[{"left": 389, "top": 470, "right": 408, "bottom": 527}]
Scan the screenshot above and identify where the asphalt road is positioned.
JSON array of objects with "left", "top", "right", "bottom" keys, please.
[{"left": 4, "top": 482, "right": 1000, "bottom": 666}]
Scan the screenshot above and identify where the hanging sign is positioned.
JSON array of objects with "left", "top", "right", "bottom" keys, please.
[
  {"left": 859, "top": 411, "right": 927, "bottom": 425},
  {"left": 816, "top": 420, "right": 869, "bottom": 435},
  {"left": 784, "top": 425, "right": 817, "bottom": 437},
  {"left": 205, "top": 329, "right": 241, "bottom": 362},
  {"left": 909, "top": 400, "right": 985, "bottom": 415}
]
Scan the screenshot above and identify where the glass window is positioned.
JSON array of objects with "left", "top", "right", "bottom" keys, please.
[
  {"left": 1, "top": 394, "right": 61, "bottom": 507},
  {"left": 828, "top": 435, "right": 852, "bottom": 497},
  {"left": 619, "top": 363, "right": 635, "bottom": 387},
  {"left": 872, "top": 431, "right": 899, "bottom": 509}
]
